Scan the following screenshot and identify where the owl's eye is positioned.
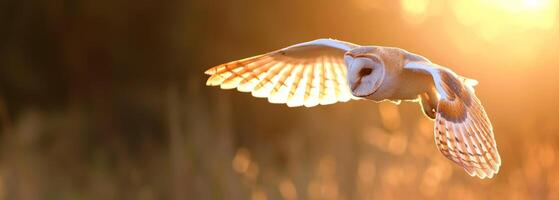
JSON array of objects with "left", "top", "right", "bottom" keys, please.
[{"left": 359, "top": 68, "right": 373, "bottom": 77}]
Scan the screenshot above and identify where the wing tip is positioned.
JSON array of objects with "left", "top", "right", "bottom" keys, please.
[
  {"left": 435, "top": 109, "right": 501, "bottom": 180},
  {"left": 206, "top": 76, "right": 219, "bottom": 86},
  {"left": 219, "top": 84, "right": 237, "bottom": 90},
  {"left": 463, "top": 158, "right": 501, "bottom": 179},
  {"left": 465, "top": 168, "right": 498, "bottom": 179},
  {"left": 205, "top": 66, "right": 219, "bottom": 75}
]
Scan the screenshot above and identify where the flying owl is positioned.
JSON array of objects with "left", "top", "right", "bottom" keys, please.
[{"left": 204, "top": 39, "right": 501, "bottom": 179}]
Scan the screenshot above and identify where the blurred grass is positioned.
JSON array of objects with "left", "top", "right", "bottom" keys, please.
[{"left": 1, "top": 0, "right": 559, "bottom": 199}]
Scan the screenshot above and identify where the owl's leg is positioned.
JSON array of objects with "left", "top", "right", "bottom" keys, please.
[{"left": 419, "top": 92, "right": 437, "bottom": 119}]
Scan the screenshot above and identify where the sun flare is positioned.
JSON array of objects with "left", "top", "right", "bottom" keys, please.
[{"left": 396, "top": 0, "right": 557, "bottom": 63}]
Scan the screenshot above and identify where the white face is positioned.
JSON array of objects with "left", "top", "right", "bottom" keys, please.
[{"left": 344, "top": 53, "right": 385, "bottom": 97}]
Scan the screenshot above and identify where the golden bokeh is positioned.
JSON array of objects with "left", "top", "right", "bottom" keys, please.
[{"left": 278, "top": 179, "right": 298, "bottom": 200}]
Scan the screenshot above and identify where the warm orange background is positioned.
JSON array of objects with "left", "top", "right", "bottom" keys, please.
[{"left": 0, "top": 0, "right": 558, "bottom": 199}]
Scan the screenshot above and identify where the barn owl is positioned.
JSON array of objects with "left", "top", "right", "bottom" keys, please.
[{"left": 204, "top": 39, "right": 500, "bottom": 179}]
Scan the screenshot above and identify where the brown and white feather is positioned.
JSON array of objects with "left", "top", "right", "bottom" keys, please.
[{"left": 405, "top": 61, "right": 500, "bottom": 178}]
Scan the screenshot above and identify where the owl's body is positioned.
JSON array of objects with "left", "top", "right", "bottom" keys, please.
[{"left": 205, "top": 39, "right": 500, "bottom": 179}]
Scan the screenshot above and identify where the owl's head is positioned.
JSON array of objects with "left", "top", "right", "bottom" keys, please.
[{"left": 344, "top": 50, "right": 386, "bottom": 97}]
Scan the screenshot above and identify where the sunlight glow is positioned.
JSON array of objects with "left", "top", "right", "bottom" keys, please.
[
  {"left": 525, "top": 0, "right": 547, "bottom": 9},
  {"left": 308, "top": 156, "right": 340, "bottom": 200},
  {"left": 442, "top": 0, "right": 558, "bottom": 64},
  {"left": 401, "top": 0, "right": 429, "bottom": 15},
  {"left": 451, "top": 0, "right": 556, "bottom": 31},
  {"left": 379, "top": 102, "right": 401, "bottom": 131},
  {"left": 232, "top": 148, "right": 251, "bottom": 174},
  {"left": 400, "top": 0, "right": 431, "bottom": 24},
  {"left": 278, "top": 179, "right": 298, "bottom": 200}
]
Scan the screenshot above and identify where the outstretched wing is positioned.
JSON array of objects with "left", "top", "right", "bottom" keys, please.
[
  {"left": 405, "top": 61, "right": 501, "bottom": 179},
  {"left": 205, "top": 39, "right": 359, "bottom": 107}
]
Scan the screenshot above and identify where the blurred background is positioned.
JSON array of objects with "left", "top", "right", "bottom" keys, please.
[{"left": 1, "top": 0, "right": 559, "bottom": 199}]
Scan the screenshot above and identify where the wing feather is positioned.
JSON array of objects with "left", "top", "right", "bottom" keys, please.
[
  {"left": 321, "top": 57, "right": 337, "bottom": 105},
  {"left": 251, "top": 62, "right": 283, "bottom": 97},
  {"left": 458, "top": 122, "right": 485, "bottom": 176},
  {"left": 332, "top": 59, "right": 353, "bottom": 102},
  {"left": 405, "top": 61, "right": 501, "bottom": 179},
  {"left": 315, "top": 57, "right": 326, "bottom": 105},
  {"left": 268, "top": 63, "right": 295, "bottom": 104},
  {"left": 205, "top": 39, "right": 359, "bottom": 107},
  {"left": 303, "top": 58, "right": 318, "bottom": 107},
  {"left": 236, "top": 61, "right": 276, "bottom": 92},
  {"left": 286, "top": 64, "right": 305, "bottom": 107}
]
